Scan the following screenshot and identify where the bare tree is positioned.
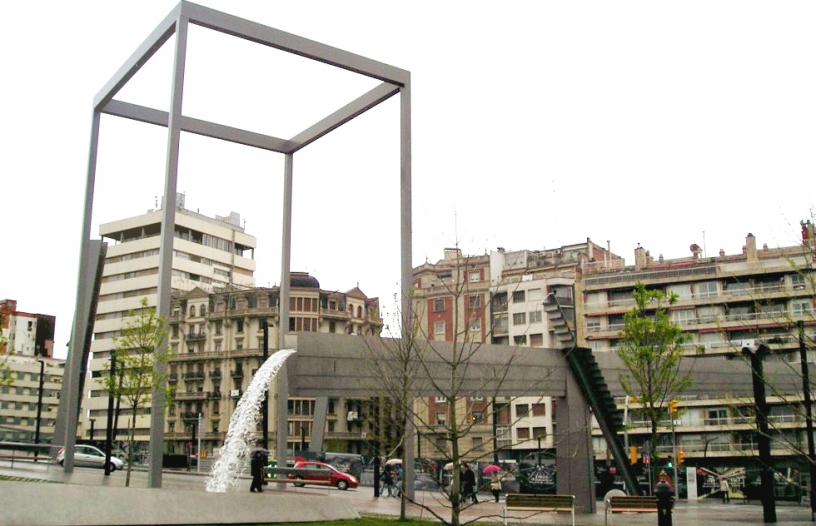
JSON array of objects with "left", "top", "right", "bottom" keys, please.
[{"left": 363, "top": 249, "right": 555, "bottom": 526}]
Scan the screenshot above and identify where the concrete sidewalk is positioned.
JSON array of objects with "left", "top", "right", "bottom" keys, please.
[{"left": 2, "top": 461, "right": 816, "bottom": 525}]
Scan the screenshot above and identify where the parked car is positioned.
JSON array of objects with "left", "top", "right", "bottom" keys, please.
[
  {"left": 288, "top": 461, "right": 358, "bottom": 490},
  {"left": 57, "top": 445, "right": 125, "bottom": 471}
]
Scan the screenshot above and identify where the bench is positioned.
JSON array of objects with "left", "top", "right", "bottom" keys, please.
[
  {"left": 503, "top": 494, "right": 575, "bottom": 526},
  {"left": 605, "top": 495, "right": 658, "bottom": 525}
]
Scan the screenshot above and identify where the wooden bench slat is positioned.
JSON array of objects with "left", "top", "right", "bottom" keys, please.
[{"left": 504, "top": 494, "right": 575, "bottom": 526}]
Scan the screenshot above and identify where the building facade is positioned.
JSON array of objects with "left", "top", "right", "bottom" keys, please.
[
  {"left": 0, "top": 355, "right": 63, "bottom": 443},
  {"left": 164, "top": 274, "right": 384, "bottom": 459},
  {"left": 1, "top": 299, "right": 56, "bottom": 358},
  {"left": 411, "top": 241, "right": 620, "bottom": 461},
  {"left": 580, "top": 222, "right": 816, "bottom": 472},
  {"left": 81, "top": 202, "right": 257, "bottom": 450}
]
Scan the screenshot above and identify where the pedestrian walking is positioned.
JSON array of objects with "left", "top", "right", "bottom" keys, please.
[
  {"left": 720, "top": 477, "right": 730, "bottom": 503},
  {"left": 250, "top": 448, "right": 267, "bottom": 493},
  {"left": 462, "top": 464, "right": 478, "bottom": 504},
  {"left": 381, "top": 465, "right": 395, "bottom": 497},
  {"left": 490, "top": 472, "right": 502, "bottom": 503}
]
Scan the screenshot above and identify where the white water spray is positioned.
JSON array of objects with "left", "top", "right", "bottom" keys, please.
[{"left": 206, "top": 348, "right": 296, "bottom": 493}]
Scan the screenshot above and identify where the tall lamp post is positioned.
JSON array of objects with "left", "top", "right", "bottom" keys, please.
[
  {"left": 740, "top": 341, "right": 777, "bottom": 524},
  {"left": 797, "top": 320, "right": 815, "bottom": 521},
  {"left": 34, "top": 359, "right": 45, "bottom": 460}
]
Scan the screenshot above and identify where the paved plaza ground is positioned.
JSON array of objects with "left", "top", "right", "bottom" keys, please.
[{"left": 2, "top": 460, "right": 816, "bottom": 525}]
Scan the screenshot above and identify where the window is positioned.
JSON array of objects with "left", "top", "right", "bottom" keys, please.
[
  {"left": 671, "top": 309, "right": 695, "bottom": 325},
  {"left": 512, "top": 312, "right": 527, "bottom": 325},
  {"left": 434, "top": 321, "right": 445, "bottom": 335},
  {"left": 513, "top": 290, "right": 525, "bottom": 303},
  {"left": 529, "top": 333, "right": 543, "bottom": 346},
  {"left": 236, "top": 340, "right": 243, "bottom": 351},
  {"left": 516, "top": 404, "right": 529, "bottom": 418},
  {"left": 469, "top": 271, "right": 481, "bottom": 283},
  {"left": 472, "top": 436, "right": 484, "bottom": 450},
  {"left": 200, "top": 304, "right": 207, "bottom": 315},
  {"left": 236, "top": 319, "right": 244, "bottom": 333},
  {"left": 215, "top": 321, "right": 223, "bottom": 335},
  {"left": 697, "top": 306, "right": 719, "bottom": 324},
  {"left": 471, "top": 411, "right": 484, "bottom": 423},
  {"left": 435, "top": 396, "right": 447, "bottom": 404},
  {"left": 329, "top": 321, "right": 336, "bottom": 333},
  {"left": 517, "top": 427, "right": 530, "bottom": 441},
  {"left": 214, "top": 342, "right": 222, "bottom": 353},
  {"left": 469, "top": 318, "right": 481, "bottom": 331},
  {"left": 190, "top": 305, "right": 196, "bottom": 317},
  {"left": 528, "top": 310, "right": 543, "bottom": 323},
  {"left": 533, "top": 427, "right": 547, "bottom": 439},
  {"left": 792, "top": 274, "right": 808, "bottom": 290},
  {"left": 514, "top": 335, "right": 526, "bottom": 345},
  {"left": 532, "top": 403, "right": 546, "bottom": 417},
  {"left": 527, "top": 288, "right": 542, "bottom": 301},
  {"left": 469, "top": 295, "right": 481, "bottom": 309},
  {"left": 436, "top": 412, "right": 447, "bottom": 426},
  {"left": 434, "top": 299, "right": 445, "bottom": 312},
  {"left": 792, "top": 300, "right": 813, "bottom": 317}
]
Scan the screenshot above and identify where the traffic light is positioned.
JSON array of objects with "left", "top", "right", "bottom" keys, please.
[
  {"left": 678, "top": 450, "right": 685, "bottom": 464},
  {"left": 669, "top": 399, "right": 678, "bottom": 415},
  {"left": 629, "top": 445, "right": 638, "bottom": 464},
  {"left": 667, "top": 457, "right": 673, "bottom": 469}
]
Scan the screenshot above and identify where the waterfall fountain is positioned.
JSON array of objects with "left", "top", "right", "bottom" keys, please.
[{"left": 206, "top": 348, "right": 296, "bottom": 493}]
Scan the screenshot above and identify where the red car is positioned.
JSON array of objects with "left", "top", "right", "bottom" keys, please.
[{"left": 288, "top": 461, "right": 358, "bottom": 490}]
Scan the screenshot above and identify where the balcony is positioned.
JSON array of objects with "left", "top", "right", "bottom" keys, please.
[
  {"left": 168, "top": 373, "right": 178, "bottom": 384},
  {"left": 175, "top": 391, "right": 208, "bottom": 401},
  {"left": 183, "top": 372, "right": 204, "bottom": 380},
  {"left": 208, "top": 391, "right": 222, "bottom": 400},
  {"left": 186, "top": 331, "right": 206, "bottom": 341},
  {"left": 231, "top": 369, "right": 244, "bottom": 379},
  {"left": 210, "top": 370, "right": 222, "bottom": 379}
]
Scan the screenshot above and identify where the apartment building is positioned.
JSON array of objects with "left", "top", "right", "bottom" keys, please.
[
  {"left": 81, "top": 200, "right": 257, "bottom": 449},
  {"left": 164, "top": 274, "right": 384, "bottom": 458},
  {"left": 1, "top": 299, "right": 56, "bottom": 358},
  {"left": 0, "top": 352, "right": 63, "bottom": 442},
  {"left": 411, "top": 241, "right": 621, "bottom": 461},
  {"left": 0, "top": 299, "right": 62, "bottom": 442},
  {"left": 580, "top": 221, "right": 816, "bottom": 467}
]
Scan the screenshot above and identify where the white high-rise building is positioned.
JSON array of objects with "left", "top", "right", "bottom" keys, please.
[{"left": 80, "top": 202, "right": 257, "bottom": 448}]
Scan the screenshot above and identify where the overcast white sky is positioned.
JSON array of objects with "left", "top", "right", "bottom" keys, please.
[{"left": 2, "top": 1, "right": 814, "bottom": 359}]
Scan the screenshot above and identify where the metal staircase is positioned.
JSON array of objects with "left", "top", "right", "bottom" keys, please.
[{"left": 544, "top": 294, "right": 642, "bottom": 496}]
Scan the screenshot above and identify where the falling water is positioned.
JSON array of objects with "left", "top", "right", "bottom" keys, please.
[{"left": 206, "top": 348, "right": 297, "bottom": 493}]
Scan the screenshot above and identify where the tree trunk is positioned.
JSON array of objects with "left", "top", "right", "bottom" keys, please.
[{"left": 126, "top": 417, "right": 136, "bottom": 487}]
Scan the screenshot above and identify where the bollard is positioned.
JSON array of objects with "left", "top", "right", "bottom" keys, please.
[{"left": 655, "top": 480, "right": 674, "bottom": 526}]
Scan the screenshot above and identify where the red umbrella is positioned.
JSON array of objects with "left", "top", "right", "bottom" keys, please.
[{"left": 482, "top": 464, "right": 501, "bottom": 474}]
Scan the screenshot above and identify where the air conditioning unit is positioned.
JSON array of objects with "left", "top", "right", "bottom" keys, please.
[{"left": 347, "top": 411, "right": 358, "bottom": 421}]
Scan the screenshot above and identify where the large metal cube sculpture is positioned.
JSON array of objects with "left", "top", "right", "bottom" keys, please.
[{"left": 65, "top": 1, "right": 411, "bottom": 488}]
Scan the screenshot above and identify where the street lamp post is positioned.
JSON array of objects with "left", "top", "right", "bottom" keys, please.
[
  {"left": 89, "top": 418, "right": 96, "bottom": 441},
  {"left": 34, "top": 359, "right": 45, "bottom": 461},
  {"left": 741, "top": 341, "right": 777, "bottom": 524},
  {"left": 797, "top": 320, "right": 816, "bottom": 521}
]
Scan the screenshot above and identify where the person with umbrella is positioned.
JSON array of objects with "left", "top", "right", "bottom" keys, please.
[
  {"left": 483, "top": 465, "right": 502, "bottom": 503},
  {"left": 250, "top": 446, "right": 268, "bottom": 493}
]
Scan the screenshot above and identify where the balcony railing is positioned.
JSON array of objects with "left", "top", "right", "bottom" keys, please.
[
  {"left": 183, "top": 372, "right": 204, "bottom": 380},
  {"left": 186, "top": 331, "right": 206, "bottom": 341}
]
